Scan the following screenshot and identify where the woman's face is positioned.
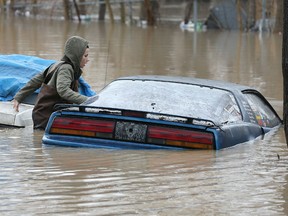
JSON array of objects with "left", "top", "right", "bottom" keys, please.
[{"left": 80, "top": 48, "right": 89, "bottom": 68}]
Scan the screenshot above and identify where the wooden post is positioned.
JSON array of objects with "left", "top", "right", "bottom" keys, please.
[{"left": 282, "top": 0, "right": 288, "bottom": 145}]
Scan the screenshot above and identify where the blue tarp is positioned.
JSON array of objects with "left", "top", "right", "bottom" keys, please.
[{"left": 0, "top": 54, "right": 96, "bottom": 101}]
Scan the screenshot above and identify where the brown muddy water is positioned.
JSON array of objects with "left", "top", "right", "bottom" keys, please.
[{"left": 0, "top": 15, "right": 288, "bottom": 215}]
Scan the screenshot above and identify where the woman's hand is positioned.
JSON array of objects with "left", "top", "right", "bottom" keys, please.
[{"left": 13, "top": 99, "right": 20, "bottom": 112}]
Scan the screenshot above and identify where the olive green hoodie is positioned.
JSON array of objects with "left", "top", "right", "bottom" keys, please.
[{"left": 14, "top": 36, "right": 89, "bottom": 104}]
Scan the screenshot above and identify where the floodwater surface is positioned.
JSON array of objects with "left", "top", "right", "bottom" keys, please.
[{"left": 0, "top": 16, "right": 288, "bottom": 215}]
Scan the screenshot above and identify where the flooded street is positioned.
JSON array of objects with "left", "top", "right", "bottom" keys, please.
[{"left": 1, "top": 15, "right": 288, "bottom": 215}]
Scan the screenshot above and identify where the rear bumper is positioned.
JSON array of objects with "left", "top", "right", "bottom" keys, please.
[{"left": 42, "top": 134, "right": 185, "bottom": 150}]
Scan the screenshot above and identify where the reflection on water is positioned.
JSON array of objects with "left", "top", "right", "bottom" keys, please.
[{"left": 0, "top": 16, "right": 288, "bottom": 215}]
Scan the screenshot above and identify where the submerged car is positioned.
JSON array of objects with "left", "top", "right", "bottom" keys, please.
[{"left": 42, "top": 75, "right": 282, "bottom": 150}]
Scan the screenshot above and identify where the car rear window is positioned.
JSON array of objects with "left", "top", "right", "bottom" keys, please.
[{"left": 90, "top": 80, "right": 242, "bottom": 124}]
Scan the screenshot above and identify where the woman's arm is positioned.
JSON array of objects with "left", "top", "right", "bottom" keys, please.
[
  {"left": 56, "top": 66, "right": 88, "bottom": 104},
  {"left": 14, "top": 71, "right": 45, "bottom": 102}
]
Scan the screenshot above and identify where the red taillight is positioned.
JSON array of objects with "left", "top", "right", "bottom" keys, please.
[
  {"left": 148, "top": 126, "right": 214, "bottom": 149},
  {"left": 50, "top": 117, "right": 115, "bottom": 137}
]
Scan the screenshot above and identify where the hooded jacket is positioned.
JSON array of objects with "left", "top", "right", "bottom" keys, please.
[
  {"left": 14, "top": 36, "right": 89, "bottom": 104},
  {"left": 14, "top": 36, "right": 90, "bottom": 129}
]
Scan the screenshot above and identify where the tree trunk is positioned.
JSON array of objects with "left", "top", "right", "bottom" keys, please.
[
  {"left": 63, "top": 0, "right": 70, "bottom": 20},
  {"left": 247, "top": 0, "right": 256, "bottom": 29},
  {"left": 139, "top": 2, "right": 146, "bottom": 21},
  {"left": 236, "top": 0, "right": 242, "bottom": 30},
  {"left": 120, "top": 2, "right": 125, "bottom": 23},
  {"left": 274, "top": 0, "right": 283, "bottom": 33},
  {"left": 32, "top": 0, "right": 38, "bottom": 15},
  {"left": 282, "top": 0, "right": 288, "bottom": 145},
  {"left": 73, "top": 0, "right": 81, "bottom": 22},
  {"left": 255, "top": 0, "right": 262, "bottom": 22},
  {"left": 184, "top": 0, "right": 193, "bottom": 24},
  {"left": 0, "top": 0, "right": 4, "bottom": 11},
  {"left": 105, "top": 0, "right": 114, "bottom": 23},
  {"left": 79, "top": 0, "right": 86, "bottom": 15},
  {"left": 144, "top": 0, "right": 155, "bottom": 26},
  {"left": 98, "top": 1, "right": 106, "bottom": 21},
  {"left": 10, "top": 0, "right": 14, "bottom": 10}
]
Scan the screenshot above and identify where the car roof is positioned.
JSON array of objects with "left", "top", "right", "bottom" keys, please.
[{"left": 116, "top": 75, "right": 255, "bottom": 93}]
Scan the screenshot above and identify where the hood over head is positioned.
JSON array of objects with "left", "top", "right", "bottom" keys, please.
[{"left": 61, "top": 36, "right": 89, "bottom": 79}]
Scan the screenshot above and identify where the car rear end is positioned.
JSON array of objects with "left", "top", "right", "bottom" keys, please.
[{"left": 43, "top": 106, "right": 217, "bottom": 150}]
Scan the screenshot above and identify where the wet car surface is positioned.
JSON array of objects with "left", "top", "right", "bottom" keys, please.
[{"left": 42, "top": 75, "right": 282, "bottom": 150}]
